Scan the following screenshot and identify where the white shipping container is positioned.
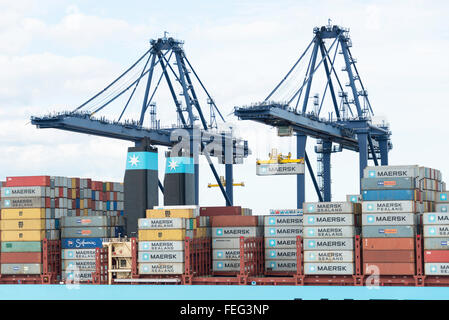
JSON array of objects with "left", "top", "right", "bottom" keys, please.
[
  {"left": 303, "top": 214, "right": 354, "bottom": 226},
  {"left": 303, "top": 202, "right": 358, "bottom": 214},
  {"left": 304, "top": 263, "right": 354, "bottom": 275},
  {"left": 362, "top": 213, "right": 416, "bottom": 226},
  {"left": 364, "top": 165, "right": 419, "bottom": 179},
  {"left": 362, "top": 201, "right": 419, "bottom": 213},
  {"left": 304, "top": 250, "right": 354, "bottom": 263},
  {"left": 303, "top": 226, "right": 355, "bottom": 238}
]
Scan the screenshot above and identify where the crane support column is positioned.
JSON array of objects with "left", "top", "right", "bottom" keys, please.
[
  {"left": 322, "top": 141, "right": 332, "bottom": 201},
  {"left": 297, "top": 134, "right": 307, "bottom": 209},
  {"left": 379, "top": 137, "right": 389, "bottom": 166},
  {"left": 225, "top": 163, "right": 233, "bottom": 206},
  {"left": 357, "top": 131, "right": 368, "bottom": 190}
]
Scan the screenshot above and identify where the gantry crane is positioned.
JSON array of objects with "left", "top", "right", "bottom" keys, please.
[
  {"left": 235, "top": 23, "right": 392, "bottom": 208},
  {"left": 31, "top": 35, "right": 249, "bottom": 206}
]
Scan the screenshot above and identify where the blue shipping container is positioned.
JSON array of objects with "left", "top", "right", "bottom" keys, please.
[
  {"left": 362, "top": 189, "right": 420, "bottom": 201},
  {"left": 61, "top": 238, "right": 103, "bottom": 249}
]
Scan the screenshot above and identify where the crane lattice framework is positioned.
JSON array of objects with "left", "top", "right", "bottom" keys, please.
[
  {"left": 235, "top": 24, "right": 392, "bottom": 207},
  {"left": 31, "top": 35, "right": 249, "bottom": 206}
]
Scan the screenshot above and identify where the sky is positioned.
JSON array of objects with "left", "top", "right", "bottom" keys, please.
[{"left": 1, "top": 0, "right": 448, "bottom": 214}]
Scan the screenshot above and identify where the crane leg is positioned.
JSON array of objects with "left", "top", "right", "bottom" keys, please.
[
  {"left": 225, "top": 163, "right": 233, "bottom": 206},
  {"left": 357, "top": 132, "right": 368, "bottom": 192},
  {"left": 379, "top": 137, "right": 389, "bottom": 166},
  {"left": 297, "top": 134, "right": 307, "bottom": 209},
  {"left": 322, "top": 141, "right": 332, "bottom": 202}
]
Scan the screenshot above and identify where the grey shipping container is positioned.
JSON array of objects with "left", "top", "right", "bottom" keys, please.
[
  {"left": 212, "top": 238, "right": 242, "bottom": 249},
  {"left": 303, "top": 214, "right": 355, "bottom": 226},
  {"left": 264, "top": 249, "right": 297, "bottom": 260},
  {"left": 61, "top": 216, "right": 111, "bottom": 227},
  {"left": 362, "top": 226, "right": 415, "bottom": 238},
  {"left": 45, "top": 230, "right": 60, "bottom": 240},
  {"left": 424, "top": 238, "right": 449, "bottom": 250},
  {"left": 1, "top": 263, "right": 41, "bottom": 275},
  {"left": 212, "top": 227, "right": 262, "bottom": 238},
  {"left": 263, "top": 216, "right": 302, "bottom": 226},
  {"left": 2, "top": 197, "right": 46, "bottom": 209},
  {"left": 361, "top": 177, "right": 417, "bottom": 190},
  {"left": 264, "top": 226, "right": 302, "bottom": 238},
  {"left": 303, "top": 238, "right": 354, "bottom": 251},
  {"left": 62, "top": 227, "right": 112, "bottom": 238},
  {"left": 304, "top": 263, "right": 354, "bottom": 275},
  {"left": 265, "top": 237, "right": 297, "bottom": 249},
  {"left": 303, "top": 226, "right": 355, "bottom": 238},
  {"left": 138, "top": 251, "right": 184, "bottom": 263},
  {"left": 139, "top": 263, "right": 184, "bottom": 274},
  {"left": 138, "top": 241, "right": 184, "bottom": 252},
  {"left": 265, "top": 260, "right": 297, "bottom": 272},
  {"left": 303, "top": 251, "right": 354, "bottom": 263}
]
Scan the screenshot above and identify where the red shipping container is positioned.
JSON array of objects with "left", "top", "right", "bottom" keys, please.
[
  {"left": 210, "top": 215, "right": 258, "bottom": 227},
  {"left": 76, "top": 209, "right": 81, "bottom": 216},
  {"left": 363, "top": 263, "right": 415, "bottom": 275},
  {"left": 45, "top": 197, "right": 51, "bottom": 208},
  {"left": 1, "top": 252, "right": 42, "bottom": 264},
  {"left": 113, "top": 192, "right": 118, "bottom": 201},
  {"left": 363, "top": 250, "right": 415, "bottom": 263},
  {"left": 200, "top": 206, "right": 242, "bottom": 217},
  {"left": 424, "top": 250, "right": 449, "bottom": 263},
  {"left": 363, "top": 238, "right": 415, "bottom": 250},
  {"left": 6, "top": 176, "right": 50, "bottom": 187}
]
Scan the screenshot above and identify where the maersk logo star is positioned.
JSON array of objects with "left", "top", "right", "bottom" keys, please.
[
  {"left": 168, "top": 160, "right": 179, "bottom": 171},
  {"left": 128, "top": 154, "right": 140, "bottom": 167}
]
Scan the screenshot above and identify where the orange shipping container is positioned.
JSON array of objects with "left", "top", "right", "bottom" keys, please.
[
  {"left": 363, "top": 263, "right": 415, "bottom": 275},
  {"left": 363, "top": 250, "right": 415, "bottom": 263},
  {"left": 363, "top": 238, "right": 414, "bottom": 251}
]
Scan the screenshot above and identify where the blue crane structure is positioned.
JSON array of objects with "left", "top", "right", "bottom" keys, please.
[
  {"left": 31, "top": 35, "right": 249, "bottom": 206},
  {"left": 234, "top": 24, "right": 392, "bottom": 208}
]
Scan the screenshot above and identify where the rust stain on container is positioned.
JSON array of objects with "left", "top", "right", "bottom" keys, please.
[
  {"left": 210, "top": 215, "right": 258, "bottom": 227},
  {"left": 0, "top": 252, "right": 42, "bottom": 264},
  {"left": 363, "top": 250, "right": 415, "bottom": 263},
  {"left": 363, "top": 237, "right": 414, "bottom": 250},
  {"left": 363, "top": 263, "right": 415, "bottom": 275},
  {"left": 424, "top": 250, "right": 449, "bottom": 263}
]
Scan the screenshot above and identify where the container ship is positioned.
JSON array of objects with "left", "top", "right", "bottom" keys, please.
[{"left": 2, "top": 24, "right": 448, "bottom": 300}]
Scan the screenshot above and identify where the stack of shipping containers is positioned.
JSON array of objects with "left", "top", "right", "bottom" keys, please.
[
  {"left": 302, "top": 202, "right": 360, "bottom": 275},
  {"left": 61, "top": 216, "right": 113, "bottom": 282},
  {"left": 361, "top": 165, "right": 443, "bottom": 276},
  {"left": 264, "top": 209, "right": 303, "bottom": 273},
  {"left": 206, "top": 206, "right": 260, "bottom": 273},
  {"left": 0, "top": 176, "right": 60, "bottom": 276},
  {"left": 423, "top": 190, "right": 449, "bottom": 275},
  {"left": 138, "top": 206, "right": 198, "bottom": 275}
]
